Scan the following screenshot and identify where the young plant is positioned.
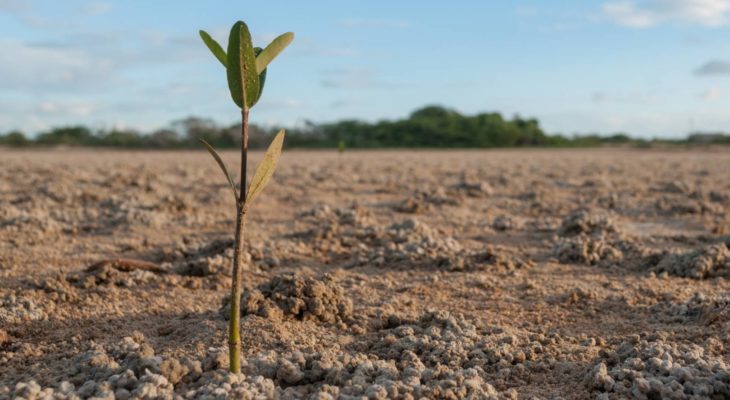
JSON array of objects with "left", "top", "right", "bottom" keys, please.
[
  {"left": 338, "top": 140, "right": 346, "bottom": 155},
  {"left": 198, "top": 21, "right": 293, "bottom": 373}
]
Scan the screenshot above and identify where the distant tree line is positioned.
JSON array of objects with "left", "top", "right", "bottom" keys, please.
[
  {"left": 0, "top": 117, "right": 275, "bottom": 149},
  {"left": 2, "top": 105, "right": 729, "bottom": 149}
]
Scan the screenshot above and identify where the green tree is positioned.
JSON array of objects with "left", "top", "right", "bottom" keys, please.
[
  {"left": 36, "top": 126, "right": 95, "bottom": 146},
  {"left": 0, "top": 130, "right": 29, "bottom": 146}
]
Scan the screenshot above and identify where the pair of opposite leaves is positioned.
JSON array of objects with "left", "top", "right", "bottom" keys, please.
[
  {"left": 200, "top": 21, "right": 293, "bottom": 110},
  {"left": 198, "top": 21, "right": 293, "bottom": 208}
]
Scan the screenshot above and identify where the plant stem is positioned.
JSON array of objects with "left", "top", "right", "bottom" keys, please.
[{"left": 229, "top": 108, "right": 249, "bottom": 373}]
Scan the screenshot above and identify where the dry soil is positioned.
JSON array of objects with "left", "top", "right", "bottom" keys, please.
[{"left": 1, "top": 148, "right": 729, "bottom": 399}]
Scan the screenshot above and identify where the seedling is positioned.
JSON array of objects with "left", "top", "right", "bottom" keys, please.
[
  {"left": 199, "top": 21, "right": 293, "bottom": 373},
  {"left": 338, "top": 140, "right": 346, "bottom": 155}
]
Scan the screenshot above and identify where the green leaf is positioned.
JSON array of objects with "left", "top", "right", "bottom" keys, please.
[
  {"left": 226, "top": 21, "right": 259, "bottom": 109},
  {"left": 256, "top": 32, "right": 294, "bottom": 73},
  {"left": 199, "top": 30, "right": 227, "bottom": 68},
  {"left": 251, "top": 47, "right": 267, "bottom": 106},
  {"left": 199, "top": 138, "right": 239, "bottom": 204},
  {"left": 246, "top": 129, "right": 285, "bottom": 205}
]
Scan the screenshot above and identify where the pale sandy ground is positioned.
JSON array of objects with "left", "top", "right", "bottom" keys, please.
[{"left": 0, "top": 148, "right": 729, "bottom": 399}]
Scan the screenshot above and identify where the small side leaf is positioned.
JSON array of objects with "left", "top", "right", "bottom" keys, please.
[
  {"left": 226, "top": 21, "right": 259, "bottom": 109},
  {"left": 199, "top": 30, "right": 227, "bottom": 68},
  {"left": 245, "top": 129, "right": 285, "bottom": 205},
  {"left": 252, "top": 47, "right": 267, "bottom": 106},
  {"left": 256, "top": 32, "right": 294, "bottom": 73},
  {"left": 199, "top": 138, "right": 239, "bottom": 204}
]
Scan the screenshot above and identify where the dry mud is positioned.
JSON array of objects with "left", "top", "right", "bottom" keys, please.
[{"left": 1, "top": 148, "right": 729, "bottom": 399}]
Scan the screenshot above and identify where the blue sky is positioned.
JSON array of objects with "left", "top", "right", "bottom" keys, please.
[{"left": 2, "top": 0, "right": 730, "bottom": 137}]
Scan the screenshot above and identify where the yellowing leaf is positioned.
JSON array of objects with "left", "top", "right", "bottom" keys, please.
[
  {"left": 199, "top": 138, "right": 239, "bottom": 204},
  {"left": 245, "top": 129, "right": 285, "bottom": 205}
]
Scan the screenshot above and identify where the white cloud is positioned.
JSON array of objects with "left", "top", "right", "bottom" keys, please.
[
  {"left": 590, "top": 90, "right": 659, "bottom": 104},
  {"left": 0, "top": 29, "right": 211, "bottom": 93},
  {"left": 0, "top": 39, "right": 114, "bottom": 91},
  {"left": 258, "top": 98, "right": 304, "bottom": 110},
  {"left": 38, "top": 101, "right": 96, "bottom": 116},
  {"left": 602, "top": 0, "right": 730, "bottom": 27},
  {"left": 700, "top": 87, "right": 722, "bottom": 100},
  {"left": 603, "top": 2, "right": 656, "bottom": 27},
  {"left": 0, "top": 99, "right": 98, "bottom": 132}
]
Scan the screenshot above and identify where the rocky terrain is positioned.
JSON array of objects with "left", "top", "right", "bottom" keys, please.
[{"left": 1, "top": 148, "right": 729, "bottom": 399}]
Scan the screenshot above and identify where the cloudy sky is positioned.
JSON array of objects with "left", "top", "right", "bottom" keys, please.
[{"left": 2, "top": 0, "right": 730, "bottom": 137}]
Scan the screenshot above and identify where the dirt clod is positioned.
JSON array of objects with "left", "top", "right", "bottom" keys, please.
[
  {"left": 232, "top": 273, "right": 353, "bottom": 324},
  {"left": 653, "top": 243, "right": 730, "bottom": 279},
  {"left": 558, "top": 208, "right": 618, "bottom": 237}
]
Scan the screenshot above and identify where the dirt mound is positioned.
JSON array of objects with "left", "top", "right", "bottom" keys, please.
[
  {"left": 393, "top": 188, "right": 461, "bottom": 214},
  {"left": 584, "top": 336, "right": 730, "bottom": 398},
  {"left": 456, "top": 247, "right": 534, "bottom": 272},
  {"left": 5, "top": 315, "right": 532, "bottom": 399},
  {"left": 651, "top": 244, "right": 729, "bottom": 279},
  {"left": 0, "top": 308, "right": 619, "bottom": 400},
  {"left": 1, "top": 206, "right": 64, "bottom": 242},
  {"left": 550, "top": 209, "right": 659, "bottom": 269},
  {"left": 164, "top": 237, "right": 236, "bottom": 277},
  {"left": 363, "top": 218, "right": 463, "bottom": 266},
  {"left": 226, "top": 273, "right": 353, "bottom": 325},
  {"left": 650, "top": 292, "right": 730, "bottom": 326},
  {"left": 295, "top": 204, "right": 373, "bottom": 251},
  {"left": 297, "top": 204, "right": 534, "bottom": 272},
  {"left": 25, "top": 276, "right": 78, "bottom": 307},
  {"left": 298, "top": 205, "right": 466, "bottom": 269},
  {"left": 553, "top": 236, "right": 625, "bottom": 266},
  {"left": 654, "top": 196, "right": 720, "bottom": 215},
  {"left": 1, "top": 333, "right": 275, "bottom": 400},
  {"left": 0, "top": 292, "right": 54, "bottom": 325},
  {"left": 241, "top": 311, "right": 524, "bottom": 399},
  {"left": 451, "top": 177, "right": 493, "bottom": 197},
  {"left": 656, "top": 180, "right": 693, "bottom": 194},
  {"left": 351, "top": 218, "right": 532, "bottom": 272},
  {"left": 301, "top": 203, "right": 374, "bottom": 226},
  {"left": 491, "top": 215, "right": 524, "bottom": 231},
  {"left": 67, "top": 259, "right": 166, "bottom": 288},
  {"left": 558, "top": 209, "right": 619, "bottom": 237},
  {"left": 159, "top": 237, "right": 283, "bottom": 277}
]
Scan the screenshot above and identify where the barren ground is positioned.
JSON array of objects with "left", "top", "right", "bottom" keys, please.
[{"left": 1, "top": 148, "right": 729, "bottom": 400}]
